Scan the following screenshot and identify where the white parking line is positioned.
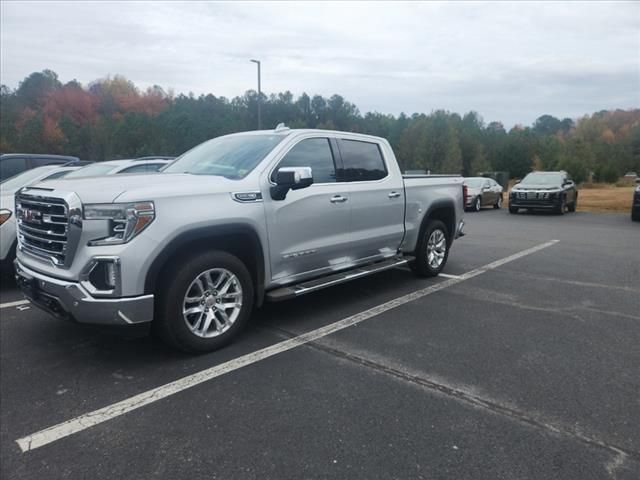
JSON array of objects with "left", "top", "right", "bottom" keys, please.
[
  {"left": 0, "top": 299, "right": 29, "bottom": 309},
  {"left": 437, "top": 273, "right": 462, "bottom": 279},
  {"left": 16, "top": 239, "right": 559, "bottom": 452}
]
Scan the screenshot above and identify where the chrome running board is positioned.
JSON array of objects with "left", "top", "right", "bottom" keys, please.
[{"left": 266, "top": 256, "right": 414, "bottom": 302}]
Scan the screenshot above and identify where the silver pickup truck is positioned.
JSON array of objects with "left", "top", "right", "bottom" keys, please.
[{"left": 14, "top": 126, "right": 466, "bottom": 352}]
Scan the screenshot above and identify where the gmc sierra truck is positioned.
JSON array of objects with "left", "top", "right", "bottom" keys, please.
[{"left": 14, "top": 126, "right": 466, "bottom": 352}]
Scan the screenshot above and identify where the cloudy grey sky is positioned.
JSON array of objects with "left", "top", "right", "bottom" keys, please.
[{"left": 1, "top": 1, "right": 639, "bottom": 127}]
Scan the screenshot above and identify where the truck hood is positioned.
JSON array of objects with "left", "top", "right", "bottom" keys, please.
[{"left": 28, "top": 173, "right": 246, "bottom": 203}]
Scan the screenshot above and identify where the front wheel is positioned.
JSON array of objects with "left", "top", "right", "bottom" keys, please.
[
  {"left": 155, "top": 250, "right": 254, "bottom": 353},
  {"left": 474, "top": 196, "right": 482, "bottom": 212},
  {"left": 557, "top": 196, "right": 566, "bottom": 215},
  {"left": 494, "top": 195, "right": 503, "bottom": 209},
  {"left": 410, "top": 219, "right": 450, "bottom": 277},
  {"left": 568, "top": 195, "right": 577, "bottom": 212},
  {"left": 509, "top": 206, "right": 518, "bottom": 214}
]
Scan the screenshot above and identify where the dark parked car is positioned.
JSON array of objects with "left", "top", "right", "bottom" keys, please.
[
  {"left": 509, "top": 171, "right": 578, "bottom": 215},
  {"left": 0, "top": 153, "right": 80, "bottom": 182},
  {"left": 464, "top": 177, "right": 504, "bottom": 211},
  {"left": 632, "top": 178, "right": 640, "bottom": 222}
]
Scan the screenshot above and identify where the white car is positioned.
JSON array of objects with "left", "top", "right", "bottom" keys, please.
[
  {"left": 0, "top": 165, "right": 84, "bottom": 270},
  {"left": 63, "top": 159, "right": 172, "bottom": 178}
]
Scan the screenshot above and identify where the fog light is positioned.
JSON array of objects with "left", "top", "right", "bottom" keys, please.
[
  {"left": 104, "top": 261, "right": 117, "bottom": 289},
  {"left": 82, "top": 257, "right": 121, "bottom": 295}
]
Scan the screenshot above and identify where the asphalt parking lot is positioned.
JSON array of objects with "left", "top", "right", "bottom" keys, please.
[{"left": 1, "top": 209, "right": 639, "bottom": 479}]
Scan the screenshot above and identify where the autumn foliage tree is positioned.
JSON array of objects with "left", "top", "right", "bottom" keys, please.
[{"left": 1, "top": 69, "right": 639, "bottom": 183}]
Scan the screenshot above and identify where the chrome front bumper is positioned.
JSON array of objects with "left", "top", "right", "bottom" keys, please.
[{"left": 14, "top": 260, "right": 154, "bottom": 326}]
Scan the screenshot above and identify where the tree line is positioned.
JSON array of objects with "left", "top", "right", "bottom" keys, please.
[{"left": 1, "top": 69, "right": 639, "bottom": 183}]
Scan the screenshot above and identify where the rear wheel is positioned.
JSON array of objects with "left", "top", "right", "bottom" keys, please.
[
  {"left": 568, "top": 194, "right": 577, "bottom": 212},
  {"left": 155, "top": 250, "right": 254, "bottom": 353},
  {"left": 410, "top": 219, "right": 450, "bottom": 277}
]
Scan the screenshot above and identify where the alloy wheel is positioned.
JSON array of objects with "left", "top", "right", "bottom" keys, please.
[
  {"left": 182, "top": 268, "right": 243, "bottom": 338},
  {"left": 426, "top": 229, "right": 447, "bottom": 269}
]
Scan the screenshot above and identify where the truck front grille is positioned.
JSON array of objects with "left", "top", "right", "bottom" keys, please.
[{"left": 16, "top": 194, "right": 69, "bottom": 266}]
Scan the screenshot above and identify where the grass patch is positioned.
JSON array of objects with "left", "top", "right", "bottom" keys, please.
[{"left": 575, "top": 186, "right": 634, "bottom": 213}]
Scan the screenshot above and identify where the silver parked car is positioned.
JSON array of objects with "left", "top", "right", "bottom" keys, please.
[
  {"left": 464, "top": 177, "right": 504, "bottom": 211},
  {"left": 63, "top": 159, "right": 172, "bottom": 178}
]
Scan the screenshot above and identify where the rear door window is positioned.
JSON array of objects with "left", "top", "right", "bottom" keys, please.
[
  {"left": 338, "top": 139, "right": 387, "bottom": 181},
  {"left": 273, "top": 138, "right": 337, "bottom": 184}
]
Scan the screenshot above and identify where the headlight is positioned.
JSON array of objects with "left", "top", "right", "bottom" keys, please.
[
  {"left": 84, "top": 202, "right": 155, "bottom": 246},
  {"left": 0, "top": 209, "right": 11, "bottom": 226}
]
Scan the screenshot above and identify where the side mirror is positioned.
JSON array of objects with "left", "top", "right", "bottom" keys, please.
[{"left": 271, "top": 167, "right": 313, "bottom": 200}]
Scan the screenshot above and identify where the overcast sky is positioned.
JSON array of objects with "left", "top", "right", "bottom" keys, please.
[{"left": 1, "top": 1, "right": 639, "bottom": 127}]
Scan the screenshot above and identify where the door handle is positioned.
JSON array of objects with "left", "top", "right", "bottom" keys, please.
[
  {"left": 388, "top": 191, "right": 401, "bottom": 199},
  {"left": 330, "top": 195, "right": 347, "bottom": 203}
]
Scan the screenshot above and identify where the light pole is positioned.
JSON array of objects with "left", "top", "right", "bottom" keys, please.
[{"left": 250, "top": 59, "right": 261, "bottom": 129}]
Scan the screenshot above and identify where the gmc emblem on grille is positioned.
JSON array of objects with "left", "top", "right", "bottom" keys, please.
[{"left": 20, "top": 208, "right": 43, "bottom": 224}]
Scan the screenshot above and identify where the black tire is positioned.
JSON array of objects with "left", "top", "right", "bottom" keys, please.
[
  {"left": 410, "top": 219, "right": 450, "bottom": 277},
  {"left": 509, "top": 206, "right": 518, "bottom": 214},
  {"left": 154, "top": 250, "right": 254, "bottom": 353},
  {"left": 557, "top": 196, "right": 566, "bottom": 215},
  {"left": 568, "top": 194, "right": 577, "bottom": 212},
  {"left": 632, "top": 208, "right": 640, "bottom": 222},
  {"left": 474, "top": 196, "right": 481, "bottom": 212},
  {"left": 0, "top": 241, "right": 17, "bottom": 280},
  {"left": 494, "top": 195, "right": 503, "bottom": 209}
]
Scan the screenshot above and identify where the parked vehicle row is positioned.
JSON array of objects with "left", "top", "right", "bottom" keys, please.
[
  {"left": 0, "top": 153, "right": 175, "bottom": 182},
  {"left": 0, "top": 154, "right": 80, "bottom": 182},
  {"left": 11, "top": 126, "right": 466, "bottom": 353},
  {"left": 63, "top": 158, "right": 172, "bottom": 178}
]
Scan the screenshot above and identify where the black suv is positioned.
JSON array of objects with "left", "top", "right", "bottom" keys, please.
[
  {"left": 509, "top": 171, "right": 578, "bottom": 215},
  {"left": 632, "top": 179, "right": 640, "bottom": 222},
  {"left": 0, "top": 153, "right": 80, "bottom": 182}
]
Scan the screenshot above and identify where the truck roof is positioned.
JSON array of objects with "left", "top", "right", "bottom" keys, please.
[{"left": 229, "top": 128, "right": 386, "bottom": 143}]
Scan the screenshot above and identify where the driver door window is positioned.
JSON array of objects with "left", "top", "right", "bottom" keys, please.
[{"left": 272, "top": 138, "right": 337, "bottom": 183}]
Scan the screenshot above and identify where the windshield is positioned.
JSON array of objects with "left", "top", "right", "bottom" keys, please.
[
  {"left": 164, "top": 134, "right": 286, "bottom": 179},
  {"left": 520, "top": 173, "right": 563, "bottom": 186},
  {"left": 0, "top": 166, "right": 58, "bottom": 193},
  {"left": 464, "top": 178, "right": 485, "bottom": 188},
  {"left": 65, "top": 163, "right": 119, "bottom": 178}
]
